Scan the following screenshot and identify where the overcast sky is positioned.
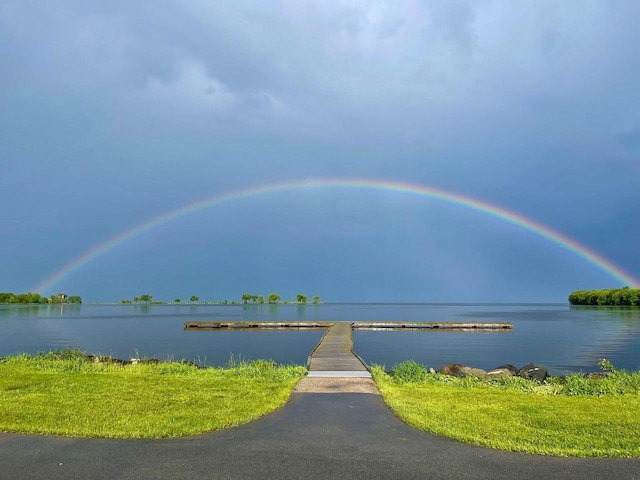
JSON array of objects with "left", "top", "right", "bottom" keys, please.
[{"left": 2, "top": 0, "right": 639, "bottom": 303}]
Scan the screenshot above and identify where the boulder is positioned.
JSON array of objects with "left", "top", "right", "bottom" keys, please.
[
  {"left": 518, "top": 363, "right": 548, "bottom": 382},
  {"left": 494, "top": 364, "right": 519, "bottom": 376},
  {"left": 486, "top": 367, "right": 516, "bottom": 379},
  {"left": 429, "top": 367, "right": 436, "bottom": 375},
  {"left": 459, "top": 366, "right": 487, "bottom": 378},
  {"left": 437, "top": 364, "right": 466, "bottom": 377}
]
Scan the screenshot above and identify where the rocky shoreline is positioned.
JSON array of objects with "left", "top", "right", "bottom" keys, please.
[{"left": 418, "top": 363, "right": 613, "bottom": 381}]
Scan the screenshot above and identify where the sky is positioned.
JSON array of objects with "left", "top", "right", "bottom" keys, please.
[{"left": 1, "top": 0, "right": 639, "bottom": 303}]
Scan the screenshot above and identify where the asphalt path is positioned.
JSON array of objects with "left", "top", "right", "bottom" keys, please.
[{"left": 1, "top": 390, "right": 639, "bottom": 480}]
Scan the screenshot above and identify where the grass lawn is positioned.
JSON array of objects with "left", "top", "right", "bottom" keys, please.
[
  {"left": 0, "top": 351, "right": 306, "bottom": 439},
  {"left": 372, "top": 363, "right": 640, "bottom": 458}
]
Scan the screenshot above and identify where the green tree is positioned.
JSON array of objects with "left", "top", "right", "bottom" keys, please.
[
  {"left": 569, "top": 287, "right": 640, "bottom": 306},
  {"left": 190, "top": 295, "right": 199, "bottom": 303},
  {"left": 296, "top": 294, "right": 307, "bottom": 304},
  {"left": 0, "top": 293, "right": 12, "bottom": 303},
  {"left": 28, "top": 293, "right": 41, "bottom": 304},
  {"left": 139, "top": 294, "right": 153, "bottom": 303},
  {"left": 48, "top": 293, "right": 68, "bottom": 304},
  {"left": 242, "top": 293, "right": 260, "bottom": 304},
  {"left": 174, "top": 298, "right": 181, "bottom": 303},
  {"left": 0, "top": 292, "right": 80, "bottom": 304},
  {"left": 258, "top": 295, "right": 264, "bottom": 304},
  {"left": 312, "top": 295, "right": 321, "bottom": 304},
  {"left": 267, "top": 293, "right": 281, "bottom": 304}
]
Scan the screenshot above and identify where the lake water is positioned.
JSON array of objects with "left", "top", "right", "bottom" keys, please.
[{"left": 1, "top": 303, "right": 639, "bottom": 374}]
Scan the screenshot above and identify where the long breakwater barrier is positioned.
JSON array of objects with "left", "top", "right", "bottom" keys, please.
[
  {"left": 184, "top": 321, "right": 334, "bottom": 330},
  {"left": 351, "top": 321, "right": 512, "bottom": 330},
  {"left": 184, "top": 321, "right": 513, "bottom": 330}
]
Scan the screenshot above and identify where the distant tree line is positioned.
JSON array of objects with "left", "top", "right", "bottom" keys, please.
[
  {"left": 241, "top": 293, "right": 321, "bottom": 304},
  {"left": 568, "top": 287, "right": 640, "bottom": 306},
  {"left": 0, "top": 292, "right": 81, "bottom": 304},
  {"left": 122, "top": 294, "right": 234, "bottom": 305},
  {"left": 122, "top": 294, "right": 157, "bottom": 304},
  {"left": 120, "top": 293, "right": 322, "bottom": 305},
  {"left": 171, "top": 296, "right": 200, "bottom": 303}
]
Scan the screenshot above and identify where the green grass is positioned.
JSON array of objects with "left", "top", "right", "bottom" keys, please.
[
  {"left": 372, "top": 362, "right": 640, "bottom": 458},
  {"left": 0, "top": 350, "right": 306, "bottom": 439}
]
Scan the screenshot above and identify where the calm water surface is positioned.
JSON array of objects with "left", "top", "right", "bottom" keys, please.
[{"left": 1, "top": 303, "right": 639, "bottom": 374}]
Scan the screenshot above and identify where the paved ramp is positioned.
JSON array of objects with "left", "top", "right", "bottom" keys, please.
[{"left": 3, "top": 393, "right": 638, "bottom": 480}]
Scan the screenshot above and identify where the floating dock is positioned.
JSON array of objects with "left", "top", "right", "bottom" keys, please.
[
  {"left": 184, "top": 320, "right": 513, "bottom": 380},
  {"left": 184, "top": 321, "right": 333, "bottom": 330},
  {"left": 184, "top": 321, "right": 513, "bottom": 330},
  {"left": 351, "top": 321, "right": 513, "bottom": 330}
]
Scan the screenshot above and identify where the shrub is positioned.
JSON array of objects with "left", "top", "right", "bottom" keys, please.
[{"left": 392, "top": 361, "right": 431, "bottom": 383}]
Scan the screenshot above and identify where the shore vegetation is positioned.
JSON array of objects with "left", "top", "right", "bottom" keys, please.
[
  {"left": 0, "top": 292, "right": 81, "bottom": 304},
  {"left": 119, "top": 292, "right": 321, "bottom": 305},
  {"left": 569, "top": 286, "right": 640, "bottom": 306},
  {"left": 372, "top": 361, "right": 640, "bottom": 458},
  {"left": 0, "top": 350, "right": 305, "bottom": 439}
]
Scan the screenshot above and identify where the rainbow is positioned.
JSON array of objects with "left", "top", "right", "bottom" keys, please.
[{"left": 32, "top": 178, "right": 640, "bottom": 293}]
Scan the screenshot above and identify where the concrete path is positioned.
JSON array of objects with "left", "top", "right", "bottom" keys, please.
[{"left": 1, "top": 390, "right": 639, "bottom": 480}]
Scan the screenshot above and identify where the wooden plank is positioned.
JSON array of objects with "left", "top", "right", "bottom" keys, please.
[{"left": 307, "top": 322, "right": 368, "bottom": 372}]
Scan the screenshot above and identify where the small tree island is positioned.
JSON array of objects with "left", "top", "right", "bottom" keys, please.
[
  {"left": 120, "top": 293, "right": 322, "bottom": 305},
  {"left": 568, "top": 286, "right": 640, "bottom": 306},
  {"left": 0, "top": 292, "right": 81, "bottom": 304}
]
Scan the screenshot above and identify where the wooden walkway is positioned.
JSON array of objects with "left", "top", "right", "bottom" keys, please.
[
  {"left": 183, "top": 320, "right": 514, "bottom": 382},
  {"left": 307, "top": 322, "right": 370, "bottom": 378}
]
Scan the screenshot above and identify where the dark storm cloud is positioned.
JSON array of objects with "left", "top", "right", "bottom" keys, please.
[{"left": 1, "top": 1, "right": 639, "bottom": 300}]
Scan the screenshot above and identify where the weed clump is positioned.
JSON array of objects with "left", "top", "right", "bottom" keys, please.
[{"left": 391, "top": 360, "right": 432, "bottom": 382}]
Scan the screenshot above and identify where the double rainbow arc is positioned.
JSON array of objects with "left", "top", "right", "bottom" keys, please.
[{"left": 32, "top": 178, "right": 640, "bottom": 294}]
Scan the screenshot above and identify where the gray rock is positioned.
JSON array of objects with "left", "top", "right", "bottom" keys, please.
[
  {"left": 429, "top": 367, "right": 436, "bottom": 375},
  {"left": 494, "top": 364, "right": 519, "bottom": 376},
  {"left": 518, "top": 363, "right": 548, "bottom": 382},
  {"left": 437, "top": 364, "right": 487, "bottom": 378},
  {"left": 437, "top": 364, "right": 466, "bottom": 377},
  {"left": 459, "top": 367, "right": 487, "bottom": 378},
  {"left": 486, "top": 367, "right": 516, "bottom": 378}
]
